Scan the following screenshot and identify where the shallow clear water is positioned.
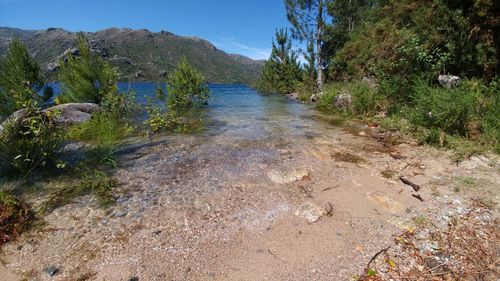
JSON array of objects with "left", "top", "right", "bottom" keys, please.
[{"left": 70, "top": 83, "right": 332, "bottom": 141}]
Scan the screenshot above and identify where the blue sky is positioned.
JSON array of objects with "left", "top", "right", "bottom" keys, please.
[{"left": 0, "top": 0, "right": 294, "bottom": 60}]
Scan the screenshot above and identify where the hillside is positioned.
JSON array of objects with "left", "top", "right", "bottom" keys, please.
[{"left": 0, "top": 27, "right": 265, "bottom": 84}]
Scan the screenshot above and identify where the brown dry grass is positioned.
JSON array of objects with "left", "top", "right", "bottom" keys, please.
[{"left": 0, "top": 192, "right": 33, "bottom": 247}]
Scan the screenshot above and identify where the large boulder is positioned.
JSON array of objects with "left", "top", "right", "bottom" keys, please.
[
  {"left": 45, "top": 103, "right": 100, "bottom": 126},
  {"left": 438, "top": 75, "right": 460, "bottom": 88},
  {"left": 0, "top": 103, "right": 100, "bottom": 134},
  {"left": 334, "top": 93, "right": 352, "bottom": 109}
]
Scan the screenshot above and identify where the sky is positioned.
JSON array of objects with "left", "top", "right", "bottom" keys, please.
[{"left": 0, "top": 0, "right": 294, "bottom": 60}]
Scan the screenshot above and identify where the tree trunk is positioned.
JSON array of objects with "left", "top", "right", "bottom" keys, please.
[{"left": 316, "top": 0, "right": 324, "bottom": 90}]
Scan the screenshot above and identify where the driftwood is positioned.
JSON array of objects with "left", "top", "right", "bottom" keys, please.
[{"left": 399, "top": 176, "right": 421, "bottom": 192}]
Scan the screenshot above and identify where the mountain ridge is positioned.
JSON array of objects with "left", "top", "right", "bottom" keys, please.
[{"left": 0, "top": 27, "right": 265, "bottom": 84}]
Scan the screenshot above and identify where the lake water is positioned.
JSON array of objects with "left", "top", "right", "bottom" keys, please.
[{"left": 50, "top": 83, "right": 334, "bottom": 142}]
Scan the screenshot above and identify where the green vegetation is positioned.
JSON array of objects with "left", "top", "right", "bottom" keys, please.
[
  {"left": 0, "top": 106, "right": 63, "bottom": 176},
  {"left": 145, "top": 58, "right": 211, "bottom": 133},
  {"left": 68, "top": 112, "right": 134, "bottom": 145},
  {"left": 257, "top": 29, "right": 301, "bottom": 94},
  {"left": 285, "top": 0, "right": 330, "bottom": 89},
  {"left": 166, "top": 57, "right": 210, "bottom": 108},
  {"left": 0, "top": 37, "right": 52, "bottom": 119},
  {"left": 264, "top": 0, "right": 499, "bottom": 157},
  {"left": 58, "top": 33, "right": 120, "bottom": 104},
  {"left": 0, "top": 32, "right": 138, "bottom": 235}
]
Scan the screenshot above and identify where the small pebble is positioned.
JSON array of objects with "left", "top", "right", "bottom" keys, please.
[{"left": 44, "top": 266, "right": 59, "bottom": 277}]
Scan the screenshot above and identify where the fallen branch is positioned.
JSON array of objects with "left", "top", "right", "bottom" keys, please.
[
  {"left": 412, "top": 194, "right": 424, "bottom": 202},
  {"left": 322, "top": 185, "right": 339, "bottom": 192},
  {"left": 366, "top": 246, "right": 391, "bottom": 270},
  {"left": 399, "top": 176, "right": 421, "bottom": 192}
]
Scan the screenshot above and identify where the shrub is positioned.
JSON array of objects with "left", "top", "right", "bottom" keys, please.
[
  {"left": 411, "top": 80, "right": 478, "bottom": 137},
  {"left": 68, "top": 112, "right": 134, "bottom": 146},
  {"left": 257, "top": 29, "right": 302, "bottom": 94},
  {"left": 0, "top": 191, "right": 33, "bottom": 246},
  {"left": 0, "top": 38, "right": 52, "bottom": 119},
  {"left": 0, "top": 105, "right": 63, "bottom": 177},
  {"left": 166, "top": 57, "right": 210, "bottom": 109},
  {"left": 58, "top": 33, "right": 119, "bottom": 104},
  {"left": 349, "top": 81, "right": 386, "bottom": 115},
  {"left": 316, "top": 81, "right": 386, "bottom": 116},
  {"left": 315, "top": 83, "right": 344, "bottom": 112}
]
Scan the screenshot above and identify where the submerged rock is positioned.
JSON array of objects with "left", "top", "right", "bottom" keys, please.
[
  {"left": 294, "top": 202, "right": 327, "bottom": 223},
  {"left": 267, "top": 169, "right": 310, "bottom": 184}
]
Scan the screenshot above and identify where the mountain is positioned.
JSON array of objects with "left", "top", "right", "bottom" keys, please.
[{"left": 0, "top": 27, "right": 265, "bottom": 84}]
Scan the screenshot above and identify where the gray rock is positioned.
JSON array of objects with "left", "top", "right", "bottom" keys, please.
[
  {"left": 112, "top": 208, "right": 128, "bottom": 218},
  {"left": 43, "top": 266, "right": 59, "bottom": 277},
  {"left": 287, "top": 92, "right": 299, "bottom": 101},
  {"left": 362, "top": 76, "right": 379, "bottom": 89},
  {"left": 46, "top": 103, "right": 100, "bottom": 126},
  {"left": 267, "top": 168, "right": 310, "bottom": 184},
  {"left": 310, "top": 94, "right": 320, "bottom": 103},
  {"left": 0, "top": 103, "right": 100, "bottom": 134},
  {"left": 438, "top": 75, "right": 460, "bottom": 88},
  {"left": 334, "top": 93, "right": 352, "bottom": 109},
  {"left": 45, "top": 61, "right": 60, "bottom": 72}
]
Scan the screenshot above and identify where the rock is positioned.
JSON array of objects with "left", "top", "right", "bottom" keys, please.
[
  {"left": 368, "top": 192, "right": 403, "bottom": 214},
  {"left": 267, "top": 169, "right": 310, "bottom": 184},
  {"left": 438, "top": 75, "right": 460, "bottom": 88},
  {"left": 128, "top": 277, "right": 139, "bottom": 281},
  {"left": 112, "top": 208, "right": 128, "bottom": 218},
  {"left": 459, "top": 155, "right": 490, "bottom": 170},
  {"left": 294, "top": 202, "right": 327, "bottom": 223},
  {"left": 287, "top": 92, "right": 299, "bottom": 101},
  {"left": 44, "top": 266, "right": 59, "bottom": 277},
  {"left": 45, "top": 103, "right": 100, "bottom": 127},
  {"left": 310, "top": 94, "right": 320, "bottom": 103},
  {"left": 135, "top": 71, "right": 145, "bottom": 78},
  {"left": 362, "top": 76, "right": 379, "bottom": 89},
  {"left": 334, "top": 93, "right": 352, "bottom": 109},
  {"left": 0, "top": 103, "right": 100, "bottom": 135},
  {"left": 46, "top": 61, "right": 60, "bottom": 72},
  {"left": 160, "top": 70, "right": 167, "bottom": 77}
]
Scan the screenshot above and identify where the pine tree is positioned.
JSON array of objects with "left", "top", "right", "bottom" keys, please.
[
  {"left": 58, "top": 33, "right": 118, "bottom": 104},
  {"left": 285, "top": 0, "right": 332, "bottom": 89},
  {"left": 258, "top": 29, "right": 301, "bottom": 94},
  {"left": 324, "top": 0, "right": 373, "bottom": 59},
  {"left": 0, "top": 37, "right": 47, "bottom": 119},
  {"left": 166, "top": 57, "right": 210, "bottom": 109}
]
